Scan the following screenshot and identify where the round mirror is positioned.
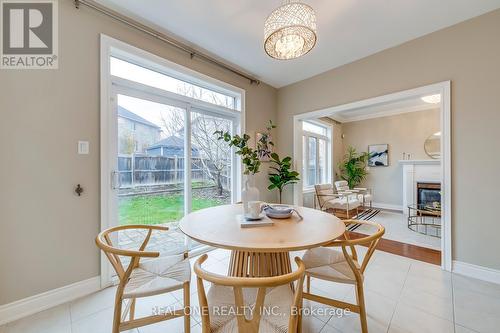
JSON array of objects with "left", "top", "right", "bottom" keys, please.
[{"left": 424, "top": 132, "right": 441, "bottom": 159}]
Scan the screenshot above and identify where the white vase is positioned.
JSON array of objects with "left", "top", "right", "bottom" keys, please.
[{"left": 242, "top": 175, "right": 260, "bottom": 215}]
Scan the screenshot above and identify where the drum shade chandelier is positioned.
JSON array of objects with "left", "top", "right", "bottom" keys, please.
[{"left": 264, "top": 0, "right": 317, "bottom": 60}]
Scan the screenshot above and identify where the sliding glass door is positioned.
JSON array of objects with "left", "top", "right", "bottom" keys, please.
[
  {"left": 100, "top": 42, "right": 243, "bottom": 286},
  {"left": 190, "top": 110, "right": 234, "bottom": 211},
  {"left": 107, "top": 85, "right": 237, "bottom": 265},
  {"left": 113, "top": 91, "right": 187, "bottom": 255}
]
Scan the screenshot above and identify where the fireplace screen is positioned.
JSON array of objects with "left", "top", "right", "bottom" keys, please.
[{"left": 417, "top": 182, "right": 441, "bottom": 208}]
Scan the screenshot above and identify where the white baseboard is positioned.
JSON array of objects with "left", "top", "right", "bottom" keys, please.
[
  {"left": 453, "top": 261, "right": 500, "bottom": 285},
  {"left": 372, "top": 202, "right": 403, "bottom": 211},
  {"left": 0, "top": 276, "right": 101, "bottom": 326}
]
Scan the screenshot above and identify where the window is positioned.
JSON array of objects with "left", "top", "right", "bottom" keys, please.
[
  {"left": 302, "top": 121, "right": 331, "bottom": 189},
  {"left": 110, "top": 57, "right": 238, "bottom": 110},
  {"left": 111, "top": 57, "right": 242, "bottom": 224},
  {"left": 303, "top": 121, "right": 327, "bottom": 136},
  {"left": 103, "top": 35, "right": 244, "bottom": 260}
]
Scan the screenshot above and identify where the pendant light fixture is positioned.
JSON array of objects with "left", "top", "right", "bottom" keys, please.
[{"left": 264, "top": 0, "right": 317, "bottom": 60}]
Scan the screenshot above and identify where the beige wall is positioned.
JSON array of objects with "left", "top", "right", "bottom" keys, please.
[
  {"left": 2, "top": 1, "right": 500, "bottom": 306},
  {"left": 342, "top": 109, "right": 440, "bottom": 207},
  {"left": 277, "top": 9, "right": 500, "bottom": 270},
  {"left": 0, "top": 0, "right": 277, "bottom": 305}
]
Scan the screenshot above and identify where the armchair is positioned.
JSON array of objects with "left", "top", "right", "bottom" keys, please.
[
  {"left": 314, "top": 184, "right": 361, "bottom": 219},
  {"left": 334, "top": 180, "right": 373, "bottom": 209}
]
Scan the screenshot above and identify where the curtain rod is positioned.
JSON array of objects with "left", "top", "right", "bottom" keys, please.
[{"left": 73, "top": 0, "right": 261, "bottom": 85}]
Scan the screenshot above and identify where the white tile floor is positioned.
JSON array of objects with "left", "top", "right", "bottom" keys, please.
[
  {"left": 2, "top": 248, "right": 499, "bottom": 333},
  {"left": 356, "top": 210, "right": 441, "bottom": 250}
]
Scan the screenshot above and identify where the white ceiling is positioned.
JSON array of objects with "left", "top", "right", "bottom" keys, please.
[
  {"left": 96, "top": 0, "right": 500, "bottom": 88},
  {"left": 328, "top": 96, "right": 438, "bottom": 123}
]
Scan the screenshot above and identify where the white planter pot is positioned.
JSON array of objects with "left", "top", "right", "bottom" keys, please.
[{"left": 242, "top": 175, "right": 260, "bottom": 215}]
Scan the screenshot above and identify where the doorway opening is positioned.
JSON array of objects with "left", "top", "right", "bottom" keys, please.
[{"left": 293, "top": 82, "right": 451, "bottom": 270}]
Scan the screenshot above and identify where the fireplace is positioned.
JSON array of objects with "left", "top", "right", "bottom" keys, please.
[
  {"left": 400, "top": 160, "right": 440, "bottom": 214},
  {"left": 417, "top": 182, "right": 441, "bottom": 207}
]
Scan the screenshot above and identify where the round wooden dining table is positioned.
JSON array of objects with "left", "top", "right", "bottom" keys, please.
[{"left": 179, "top": 204, "right": 345, "bottom": 277}]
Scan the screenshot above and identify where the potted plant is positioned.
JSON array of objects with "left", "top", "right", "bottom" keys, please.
[
  {"left": 338, "top": 146, "right": 369, "bottom": 189},
  {"left": 214, "top": 120, "right": 275, "bottom": 175},
  {"left": 214, "top": 132, "right": 261, "bottom": 175},
  {"left": 214, "top": 121, "right": 275, "bottom": 213},
  {"left": 268, "top": 153, "right": 300, "bottom": 204}
]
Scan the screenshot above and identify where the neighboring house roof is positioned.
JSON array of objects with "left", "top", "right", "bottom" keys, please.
[
  {"left": 148, "top": 136, "right": 199, "bottom": 151},
  {"left": 118, "top": 106, "right": 161, "bottom": 129}
]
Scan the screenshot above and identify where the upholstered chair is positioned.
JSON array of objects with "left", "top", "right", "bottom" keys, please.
[
  {"left": 314, "top": 183, "right": 361, "bottom": 219},
  {"left": 334, "top": 180, "right": 373, "bottom": 209}
]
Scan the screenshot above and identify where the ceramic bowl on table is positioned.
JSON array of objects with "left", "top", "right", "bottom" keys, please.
[{"left": 263, "top": 204, "right": 295, "bottom": 219}]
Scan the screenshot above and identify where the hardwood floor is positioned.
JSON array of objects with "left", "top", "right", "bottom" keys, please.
[{"left": 348, "top": 231, "right": 441, "bottom": 265}]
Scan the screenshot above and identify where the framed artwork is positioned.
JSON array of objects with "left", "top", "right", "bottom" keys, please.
[
  {"left": 368, "top": 144, "right": 389, "bottom": 167},
  {"left": 255, "top": 131, "right": 273, "bottom": 161}
]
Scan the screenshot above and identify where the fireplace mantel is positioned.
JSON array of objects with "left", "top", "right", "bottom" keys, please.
[
  {"left": 401, "top": 161, "right": 441, "bottom": 214},
  {"left": 398, "top": 159, "right": 440, "bottom": 165}
]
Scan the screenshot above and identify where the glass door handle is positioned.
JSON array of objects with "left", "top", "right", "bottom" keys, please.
[{"left": 111, "top": 171, "right": 121, "bottom": 189}]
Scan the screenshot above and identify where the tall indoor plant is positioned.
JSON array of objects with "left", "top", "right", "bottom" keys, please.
[
  {"left": 268, "top": 153, "right": 300, "bottom": 204},
  {"left": 338, "top": 146, "right": 370, "bottom": 189}
]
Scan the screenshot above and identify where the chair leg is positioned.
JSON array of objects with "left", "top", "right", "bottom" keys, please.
[
  {"left": 112, "top": 295, "right": 123, "bottom": 333},
  {"left": 306, "top": 275, "right": 311, "bottom": 293},
  {"left": 297, "top": 297, "right": 303, "bottom": 333},
  {"left": 355, "top": 282, "right": 368, "bottom": 333},
  {"left": 183, "top": 282, "right": 191, "bottom": 333},
  {"left": 129, "top": 298, "right": 136, "bottom": 320}
]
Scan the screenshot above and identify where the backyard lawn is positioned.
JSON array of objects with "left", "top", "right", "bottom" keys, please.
[{"left": 119, "top": 194, "right": 226, "bottom": 225}]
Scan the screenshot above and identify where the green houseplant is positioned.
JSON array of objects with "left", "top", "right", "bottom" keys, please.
[
  {"left": 214, "top": 120, "right": 275, "bottom": 175},
  {"left": 268, "top": 153, "right": 300, "bottom": 204},
  {"left": 215, "top": 121, "right": 276, "bottom": 214},
  {"left": 338, "top": 146, "right": 369, "bottom": 189},
  {"left": 214, "top": 131, "right": 261, "bottom": 175}
]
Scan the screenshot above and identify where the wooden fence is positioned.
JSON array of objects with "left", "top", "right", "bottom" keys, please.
[{"left": 118, "top": 154, "right": 230, "bottom": 190}]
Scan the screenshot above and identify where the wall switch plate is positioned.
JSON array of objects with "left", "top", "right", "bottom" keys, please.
[{"left": 78, "top": 141, "right": 89, "bottom": 155}]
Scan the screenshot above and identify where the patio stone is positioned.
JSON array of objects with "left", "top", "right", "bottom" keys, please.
[{"left": 118, "top": 224, "right": 191, "bottom": 256}]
